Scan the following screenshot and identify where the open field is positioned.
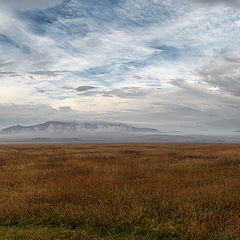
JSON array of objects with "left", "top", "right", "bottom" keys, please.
[{"left": 0, "top": 144, "right": 239, "bottom": 239}]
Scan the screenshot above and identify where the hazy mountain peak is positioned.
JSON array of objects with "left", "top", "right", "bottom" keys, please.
[{"left": 1, "top": 121, "right": 159, "bottom": 135}]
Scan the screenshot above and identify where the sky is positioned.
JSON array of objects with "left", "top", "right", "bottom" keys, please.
[{"left": 0, "top": 0, "right": 240, "bottom": 135}]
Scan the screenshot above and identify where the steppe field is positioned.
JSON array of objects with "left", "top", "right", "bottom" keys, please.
[{"left": 0, "top": 144, "right": 239, "bottom": 240}]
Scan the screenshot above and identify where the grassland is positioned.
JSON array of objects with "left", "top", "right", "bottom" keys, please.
[{"left": 0, "top": 144, "right": 239, "bottom": 239}]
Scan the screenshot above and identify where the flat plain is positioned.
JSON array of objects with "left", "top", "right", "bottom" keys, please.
[{"left": 0, "top": 144, "right": 239, "bottom": 239}]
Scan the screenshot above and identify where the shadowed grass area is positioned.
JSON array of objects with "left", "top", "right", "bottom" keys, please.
[{"left": 0, "top": 144, "right": 239, "bottom": 239}]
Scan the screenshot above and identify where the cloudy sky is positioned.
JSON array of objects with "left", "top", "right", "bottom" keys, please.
[{"left": 0, "top": 0, "right": 240, "bottom": 135}]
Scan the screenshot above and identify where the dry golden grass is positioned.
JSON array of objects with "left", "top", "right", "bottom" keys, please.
[{"left": 0, "top": 144, "right": 239, "bottom": 239}]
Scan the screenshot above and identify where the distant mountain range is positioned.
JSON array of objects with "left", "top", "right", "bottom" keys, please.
[
  {"left": 1, "top": 121, "right": 240, "bottom": 143},
  {"left": 1, "top": 121, "right": 159, "bottom": 134}
]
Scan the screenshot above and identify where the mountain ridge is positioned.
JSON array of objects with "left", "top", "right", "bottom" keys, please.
[{"left": 1, "top": 121, "right": 159, "bottom": 134}]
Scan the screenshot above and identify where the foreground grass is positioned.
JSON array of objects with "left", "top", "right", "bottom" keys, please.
[{"left": 0, "top": 144, "right": 239, "bottom": 239}]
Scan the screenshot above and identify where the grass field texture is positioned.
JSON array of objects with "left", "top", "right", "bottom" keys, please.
[{"left": 0, "top": 144, "right": 239, "bottom": 239}]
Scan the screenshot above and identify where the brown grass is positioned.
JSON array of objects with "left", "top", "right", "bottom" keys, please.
[{"left": 0, "top": 144, "right": 239, "bottom": 239}]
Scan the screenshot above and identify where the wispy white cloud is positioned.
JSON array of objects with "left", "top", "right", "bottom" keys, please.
[
  {"left": 0, "top": 0, "right": 63, "bottom": 10},
  {"left": 0, "top": 0, "right": 240, "bottom": 134},
  {"left": 194, "top": 0, "right": 240, "bottom": 7}
]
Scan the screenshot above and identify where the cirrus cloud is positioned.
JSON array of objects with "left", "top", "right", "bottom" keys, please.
[
  {"left": 194, "top": 0, "right": 240, "bottom": 7},
  {"left": 0, "top": 0, "right": 240, "bottom": 135},
  {"left": 0, "top": 0, "right": 63, "bottom": 10}
]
